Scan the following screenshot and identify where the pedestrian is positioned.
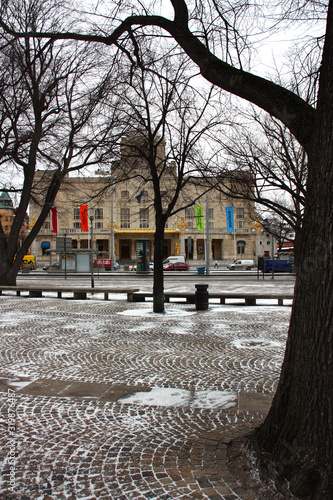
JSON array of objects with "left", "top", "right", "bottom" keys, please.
[{"left": 214, "top": 260, "right": 218, "bottom": 269}]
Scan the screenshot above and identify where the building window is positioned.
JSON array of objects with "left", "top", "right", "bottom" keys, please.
[
  {"left": 44, "top": 221, "right": 50, "bottom": 229},
  {"left": 140, "top": 208, "right": 149, "bottom": 228},
  {"left": 185, "top": 208, "right": 194, "bottom": 219},
  {"left": 95, "top": 222, "right": 103, "bottom": 229},
  {"left": 237, "top": 207, "right": 245, "bottom": 219},
  {"left": 209, "top": 221, "right": 214, "bottom": 229},
  {"left": 208, "top": 208, "right": 214, "bottom": 219},
  {"left": 95, "top": 208, "right": 103, "bottom": 220},
  {"left": 237, "top": 221, "right": 244, "bottom": 229},
  {"left": 121, "top": 190, "right": 129, "bottom": 199},
  {"left": 73, "top": 222, "right": 81, "bottom": 228},
  {"left": 74, "top": 208, "right": 80, "bottom": 220},
  {"left": 187, "top": 221, "right": 193, "bottom": 229},
  {"left": 121, "top": 208, "right": 130, "bottom": 228},
  {"left": 237, "top": 241, "right": 246, "bottom": 255}
]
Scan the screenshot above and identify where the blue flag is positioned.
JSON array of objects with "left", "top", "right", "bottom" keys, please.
[{"left": 226, "top": 206, "right": 234, "bottom": 232}]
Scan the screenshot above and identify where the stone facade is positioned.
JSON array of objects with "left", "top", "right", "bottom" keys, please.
[
  {"left": 29, "top": 135, "right": 256, "bottom": 265},
  {"left": 29, "top": 171, "right": 256, "bottom": 266},
  {"left": 0, "top": 187, "right": 15, "bottom": 238}
]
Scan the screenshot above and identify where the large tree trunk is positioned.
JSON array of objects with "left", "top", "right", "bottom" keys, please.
[
  {"left": 254, "top": 4, "right": 333, "bottom": 497},
  {"left": 153, "top": 216, "right": 166, "bottom": 313}
]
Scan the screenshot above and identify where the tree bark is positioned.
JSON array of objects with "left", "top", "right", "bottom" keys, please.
[
  {"left": 153, "top": 214, "right": 166, "bottom": 313},
  {"left": 254, "top": 3, "right": 333, "bottom": 497}
]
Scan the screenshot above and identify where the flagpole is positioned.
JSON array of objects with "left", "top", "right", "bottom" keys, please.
[
  {"left": 90, "top": 214, "right": 94, "bottom": 288},
  {"left": 234, "top": 227, "right": 236, "bottom": 260},
  {"left": 110, "top": 182, "right": 114, "bottom": 271},
  {"left": 205, "top": 194, "right": 210, "bottom": 275}
]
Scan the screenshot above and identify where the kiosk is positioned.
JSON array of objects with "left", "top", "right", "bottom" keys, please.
[{"left": 136, "top": 239, "right": 151, "bottom": 274}]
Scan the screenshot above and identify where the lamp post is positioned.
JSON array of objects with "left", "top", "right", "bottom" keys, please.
[
  {"left": 64, "top": 231, "right": 67, "bottom": 280},
  {"left": 110, "top": 183, "right": 114, "bottom": 271},
  {"left": 90, "top": 215, "right": 94, "bottom": 288},
  {"left": 271, "top": 222, "right": 275, "bottom": 280},
  {"left": 205, "top": 194, "right": 210, "bottom": 275}
]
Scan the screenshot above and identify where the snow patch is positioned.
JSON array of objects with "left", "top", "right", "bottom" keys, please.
[
  {"left": 119, "top": 386, "right": 237, "bottom": 409},
  {"left": 117, "top": 308, "right": 196, "bottom": 318},
  {"left": 231, "top": 338, "right": 282, "bottom": 349}
]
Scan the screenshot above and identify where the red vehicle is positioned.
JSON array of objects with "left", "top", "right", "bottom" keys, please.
[
  {"left": 163, "top": 261, "right": 189, "bottom": 271},
  {"left": 93, "top": 259, "right": 119, "bottom": 270}
]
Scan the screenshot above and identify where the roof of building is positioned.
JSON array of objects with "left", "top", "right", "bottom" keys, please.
[{"left": 0, "top": 186, "right": 14, "bottom": 209}]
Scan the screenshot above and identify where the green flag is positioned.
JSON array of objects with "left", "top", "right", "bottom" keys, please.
[{"left": 195, "top": 205, "right": 204, "bottom": 231}]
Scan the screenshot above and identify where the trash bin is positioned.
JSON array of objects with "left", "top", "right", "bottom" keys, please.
[
  {"left": 197, "top": 266, "right": 205, "bottom": 275},
  {"left": 195, "top": 284, "right": 209, "bottom": 310}
]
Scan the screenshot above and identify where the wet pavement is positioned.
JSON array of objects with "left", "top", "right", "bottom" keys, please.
[{"left": 0, "top": 276, "right": 294, "bottom": 499}]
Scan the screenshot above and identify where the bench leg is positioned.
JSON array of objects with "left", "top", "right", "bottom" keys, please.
[
  {"left": 73, "top": 292, "right": 87, "bottom": 300},
  {"left": 278, "top": 298, "right": 283, "bottom": 306},
  {"left": 132, "top": 294, "right": 146, "bottom": 302},
  {"left": 57, "top": 292, "right": 62, "bottom": 298},
  {"left": 245, "top": 297, "right": 256, "bottom": 306},
  {"left": 104, "top": 292, "right": 109, "bottom": 300},
  {"left": 164, "top": 296, "right": 170, "bottom": 303},
  {"left": 220, "top": 297, "right": 225, "bottom": 304},
  {"left": 17, "top": 291, "right": 21, "bottom": 296},
  {"left": 29, "top": 291, "right": 42, "bottom": 298}
]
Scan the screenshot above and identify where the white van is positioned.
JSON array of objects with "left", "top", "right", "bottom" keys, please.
[
  {"left": 227, "top": 259, "right": 254, "bottom": 270},
  {"left": 163, "top": 256, "right": 186, "bottom": 266}
]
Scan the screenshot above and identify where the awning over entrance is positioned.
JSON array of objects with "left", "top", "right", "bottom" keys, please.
[{"left": 115, "top": 228, "right": 181, "bottom": 235}]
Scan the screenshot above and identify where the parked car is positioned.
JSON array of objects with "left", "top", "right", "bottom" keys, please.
[
  {"left": 163, "top": 261, "right": 189, "bottom": 271},
  {"left": 93, "top": 259, "right": 120, "bottom": 270},
  {"left": 47, "top": 262, "right": 60, "bottom": 272},
  {"left": 163, "top": 256, "right": 186, "bottom": 266},
  {"left": 227, "top": 259, "right": 254, "bottom": 270}
]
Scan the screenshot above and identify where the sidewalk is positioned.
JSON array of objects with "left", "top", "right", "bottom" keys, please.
[{"left": 0, "top": 278, "right": 293, "bottom": 499}]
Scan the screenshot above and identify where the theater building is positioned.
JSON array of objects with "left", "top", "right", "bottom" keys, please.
[{"left": 29, "top": 138, "right": 256, "bottom": 266}]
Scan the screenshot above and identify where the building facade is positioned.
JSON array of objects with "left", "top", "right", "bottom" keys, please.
[
  {"left": 29, "top": 134, "right": 256, "bottom": 265},
  {"left": 29, "top": 174, "right": 256, "bottom": 266},
  {"left": 0, "top": 187, "right": 15, "bottom": 238}
]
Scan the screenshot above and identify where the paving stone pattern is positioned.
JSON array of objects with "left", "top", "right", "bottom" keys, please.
[{"left": 0, "top": 293, "right": 291, "bottom": 499}]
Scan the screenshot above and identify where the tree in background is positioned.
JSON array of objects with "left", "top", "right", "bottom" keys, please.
[
  {"left": 0, "top": 0, "right": 124, "bottom": 285},
  {"left": 99, "top": 43, "right": 225, "bottom": 312}
]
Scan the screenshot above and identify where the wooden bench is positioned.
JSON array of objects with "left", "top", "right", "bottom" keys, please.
[
  {"left": 129, "top": 291, "right": 294, "bottom": 306},
  {"left": 0, "top": 286, "right": 139, "bottom": 301}
]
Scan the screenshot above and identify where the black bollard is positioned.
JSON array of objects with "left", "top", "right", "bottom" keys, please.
[{"left": 195, "top": 284, "right": 209, "bottom": 310}]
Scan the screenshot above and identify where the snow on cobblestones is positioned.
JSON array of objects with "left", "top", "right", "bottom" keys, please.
[{"left": 0, "top": 292, "right": 291, "bottom": 499}]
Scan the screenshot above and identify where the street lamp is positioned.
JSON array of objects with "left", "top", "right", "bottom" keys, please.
[
  {"left": 271, "top": 222, "right": 275, "bottom": 280},
  {"left": 110, "top": 183, "right": 114, "bottom": 271},
  {"left": 90, "top": 215, "right": 94, "bottom": 288},
  {"left": 64, "top": 231, "right": 67, "bottom": 280}
]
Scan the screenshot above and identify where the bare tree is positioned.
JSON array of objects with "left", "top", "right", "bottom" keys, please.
[
  {"left": 212, "top": 112, "right": 307, "bottom": 264},
  {"left": 101, "top": 45, "right": 224, "bottom": 312},
  {"left": 0, "top": 0, "right": 123, "bottom": 285}
]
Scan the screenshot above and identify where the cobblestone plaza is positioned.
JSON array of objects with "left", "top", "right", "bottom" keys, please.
[{"left": 0, "top": 276, "right": 294, "bottom": 499}]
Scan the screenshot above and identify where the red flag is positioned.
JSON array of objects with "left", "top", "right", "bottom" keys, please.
[
  {"left": 80, "top": 205, "right": 88, "bottom": 232},
  {"left": 51, "top": 207, "right": 58, "bottom": 234}
]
